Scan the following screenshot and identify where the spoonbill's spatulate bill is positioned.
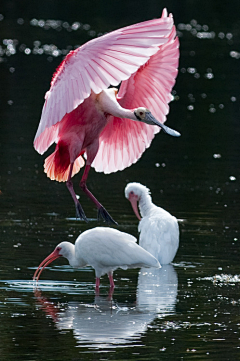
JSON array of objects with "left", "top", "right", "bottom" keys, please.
[
  {"left": 34, "top": 9, "right": 180, "bottom": 224},
  {"left": 33, "top": 227, "right": 160, "bottom": 290},
  {"left": 125, "top": 182, "right": 179, "bottom": 264}
]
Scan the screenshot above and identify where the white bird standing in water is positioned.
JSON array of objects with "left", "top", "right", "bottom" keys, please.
[
  {"left": 33, "top": 227, "right": 160, "bottom": 290},
  {"left": 125, "top": 182, "right": 179, "bottom": 264}
]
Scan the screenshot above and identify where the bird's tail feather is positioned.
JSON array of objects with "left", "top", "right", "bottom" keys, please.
[{"left": 44, "top": 142, "right": 85, "bottom": 182}]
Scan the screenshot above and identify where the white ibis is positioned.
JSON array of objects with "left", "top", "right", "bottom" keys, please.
[
  {"left": 33, "top": 227, "right": 160, "bottom": 290},
  {"left": 125, "top": 182, "right": 179, "bottom": 264}
]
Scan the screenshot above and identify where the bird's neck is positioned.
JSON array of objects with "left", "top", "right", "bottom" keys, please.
[
  {"left": 63, "top": 243, "right": 79, "bottom": 268},
  {"left": 116, "top": 107, "right": 136, "bottom": 120},
  {"left": 139, "top": 193, "right": 154, "bottom": 217},
  {"left": 97, "top": 89, "right": 137, "bottom": 120}
]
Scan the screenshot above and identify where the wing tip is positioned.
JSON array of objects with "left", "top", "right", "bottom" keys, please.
[{"left": 162, "top": 8, "right": 168, "bottom": 18}]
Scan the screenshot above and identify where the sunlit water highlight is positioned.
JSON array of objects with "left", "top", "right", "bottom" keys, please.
[{"left": 1, "top": 3, "right": 240, "bottom": 360}]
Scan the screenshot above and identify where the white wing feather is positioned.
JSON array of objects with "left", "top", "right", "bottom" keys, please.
[{"left": 76, "top": 227, "right": 160, "bottom": 277}]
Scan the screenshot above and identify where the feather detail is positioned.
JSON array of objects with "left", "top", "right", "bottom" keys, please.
[
  {"left": 92, "top": 23, "right": 179, "bottom": 174},
  {"left": 44, "top": 141, "right": 85, "bottom": 182},
  {"left": 34, "top": 11, "right": 174, "bottom": 155}
]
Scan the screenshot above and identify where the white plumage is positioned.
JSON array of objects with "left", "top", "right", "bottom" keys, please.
[
  {"left": 35, "top": 265, "right": 178, "bottom": 346},
  {"left": 137, "top": 265, "right": 178, "bottom": 313},
  {"left": 33, "top": 227, "right": 160, "bottom": 289},
  {"left": 125, "top": 182, "right": 179, "bottom": 264}
]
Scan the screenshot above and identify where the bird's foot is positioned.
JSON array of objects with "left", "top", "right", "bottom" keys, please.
[
  {"left": 97, "top": 206, "right": 118, "bottom": 225},
  {"left": 75, "top": 202, "right": 88, "bottom": 223}
]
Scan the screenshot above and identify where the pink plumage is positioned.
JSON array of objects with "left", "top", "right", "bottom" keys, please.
[{"left": 34, "top": 9, "right": 180, "bottom": 224}]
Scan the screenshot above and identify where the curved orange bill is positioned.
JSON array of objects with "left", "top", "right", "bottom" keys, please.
[
  {"left": 129, "top": 196, "right": 141, "bottom": 221},
  {"left": 33, "top": 249, "right": 61, "bottom": 282}
]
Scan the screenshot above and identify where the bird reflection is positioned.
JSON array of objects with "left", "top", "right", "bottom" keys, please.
[
  {"left": 34, "top": 265, "right": 178, "bottom": 347},
  {"left": 137, "top": 265, "right": 178, "bottom": 314},
  {"left": 34, "top": 289, "right": 59, "bottom": 322}
]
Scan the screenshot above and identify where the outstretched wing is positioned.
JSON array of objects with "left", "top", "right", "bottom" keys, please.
[
  {"left": 91, "top": 24, "right": 179, "bottom": 173},
  {"left": 34, "top": 9, "right": 173, "bottom": 155}
]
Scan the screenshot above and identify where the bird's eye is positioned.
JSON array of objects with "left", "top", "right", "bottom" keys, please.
[
  {"left": 56, "top": 247, "right": 61, "bottom": 251},
  {"left": 139, "top": 111, "right": 143, "bottom": 116},
  {"left": 130, "top": 191, "right": 134, "bottom": 194}
]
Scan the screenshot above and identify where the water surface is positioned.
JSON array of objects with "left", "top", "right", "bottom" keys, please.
[{"left": 0, "top": 1, "right": 240, "bottom": 360}]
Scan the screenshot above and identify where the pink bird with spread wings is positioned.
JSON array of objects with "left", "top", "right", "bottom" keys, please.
[{"left": 34, "top": 9, "right": 180, "bottom": 224}]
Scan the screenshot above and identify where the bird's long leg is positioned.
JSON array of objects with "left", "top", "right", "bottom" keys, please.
[
  {"left": 108, "top": 272, "right": 115, "bottom": 288},
  {"left": 66, "top": 163, "right": 88, "bottom": 222},
  {"left": 95, "top": 277, "right": 100, "bottom": 295},
  {"left": 108, "top": 272, "right": 115, "bottom": 299},
  {"left": 95, "top": 277, "right": 100, "bottom": 291},
  {"left": 79, "top": 164, "right": 118, "bottom": 225}
]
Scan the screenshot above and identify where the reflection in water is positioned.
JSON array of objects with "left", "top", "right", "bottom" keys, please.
[
  {"left": 34, "top": 265, "right": 178, "bottom": 347},
  {"left": 35, "top": 289, "right": 59, "bottom": 322},
  {"left": 1, "top": 1, "right": 240, "bottom": 358},
  {"left": 137, "top": 265, "right": 178, "bottom": 314},
  {"left": 52, "top": 298, "right": 153, "bottom": 346}
]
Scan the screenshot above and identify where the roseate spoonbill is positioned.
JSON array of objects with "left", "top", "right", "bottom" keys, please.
[
  {"left": 34, "top": 9, "right": 180, "bottom": 224},
  {"left": 125, "top": 182, "right": 179, "bottom": 264},
  {"left": 33, "top": 227, "right": 160, "bottom": 290}
]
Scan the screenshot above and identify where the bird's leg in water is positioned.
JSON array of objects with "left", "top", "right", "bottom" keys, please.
[
  {"left": 79, "top": 164, "right": 118, "bottom": 225},
  {"left": 108, "top": 272, "right": 115, "bottom": 288},
  {"left": 66, "top": 163, "right": 88, "bottom": 222},
  {"left": 95, "top": 277, "right": 100, "bottom": 295},
  {"left": 108, "top": 272, "right": 115, "bottom": 299}
]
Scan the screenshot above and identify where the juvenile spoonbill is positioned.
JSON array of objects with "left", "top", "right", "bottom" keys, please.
[
  {"left": 34, "top": 9, "right": 180, "bottom": 224},
  {"left": 33, "top": 227, "right": 160, "bottom": 290},
  {"left": 125, "top": 182, "right": 179, "bottom": 264}
]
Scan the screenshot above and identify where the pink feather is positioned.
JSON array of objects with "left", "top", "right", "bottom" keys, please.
[{"left": 33, "top": 9, "right": 180, "bottom": 223}]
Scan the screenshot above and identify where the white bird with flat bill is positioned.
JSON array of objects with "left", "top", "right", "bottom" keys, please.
[
  {"left": 33, "top": 227, "right": 160, "bottom": 291},
  {"left": 125, "top": 182, "right": 179, "bottom": 264}
]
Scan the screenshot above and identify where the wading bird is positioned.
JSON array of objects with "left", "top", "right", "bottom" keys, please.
[
  {"left": 34, "top": 9, "right": 180, "bottom": 224},
  {"left": 33, "top": 227, "right": 160, "bottom": 291},
  {"left": 125, "top": 182, "right": 179, "bottom": 264}
]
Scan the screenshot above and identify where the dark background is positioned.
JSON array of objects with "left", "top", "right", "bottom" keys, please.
[{"left": 0, "top": 0, "right": 240, "bottom": 360}]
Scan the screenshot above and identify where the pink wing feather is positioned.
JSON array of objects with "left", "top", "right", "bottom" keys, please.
[
  {"left": 92, "top": 25, "right": 179, "bottom": 173},
  {"left": 34, "top": 10, "right": 174, "bottom": 155}
]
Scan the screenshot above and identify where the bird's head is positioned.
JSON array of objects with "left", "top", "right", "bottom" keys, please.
[
  {"left": 33, "top": 241, "right": 74, "bottom": 282},
  {"left": 55, "top": 241, "right": 74, "bottom": 259},
  {"left": 134, "top": 107, "right": 152, "bottom": 123},
  {"left": 134, "top": 107, "right": 181, "bottom": 137},
  {"left": 125, "top": 182, "right": 150, "bottom": 221}
]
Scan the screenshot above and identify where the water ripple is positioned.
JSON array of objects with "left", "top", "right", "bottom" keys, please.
[
  {"left": 0, "top": 279, "right": 95, "bottom": 294},
  {"left": 198, "top": 273, "right": 240, "bottom": 285}
]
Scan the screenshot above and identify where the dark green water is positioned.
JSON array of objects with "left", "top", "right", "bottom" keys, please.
[{"left": 0, "top": 0, "right": 240, "bottom": 360}]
